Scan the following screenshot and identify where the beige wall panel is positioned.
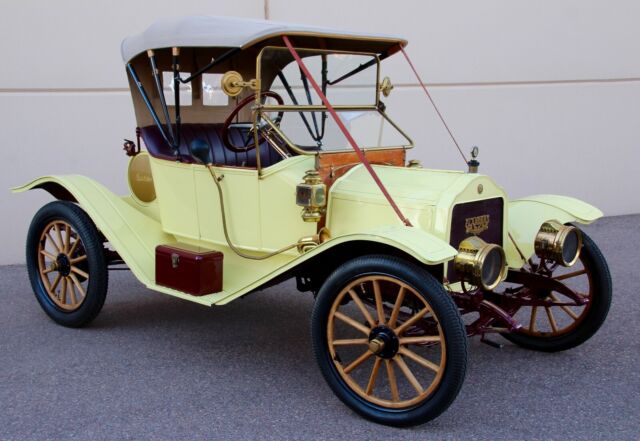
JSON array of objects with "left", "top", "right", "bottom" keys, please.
[
  {"left": 0, "top": 92, "right": 134, "bottom": 265},
  {"left": 1, "top": 2, "right": 638, "bottom": 265},
  {"left": 0, "top": 0, "right": 264, "bottom": 89},
  {"left": 383, "top": 82, "right": 640, "bottom": 215},
  {"left": 268, "top": 0, "right": 640, "bottom": 84}
]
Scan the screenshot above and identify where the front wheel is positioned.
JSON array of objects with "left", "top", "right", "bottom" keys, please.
[
  {"left": 311, "top": 255, "right": 467, "bottom": 427},
  {"left": 502, "top": 229, "right": 611, "bottom": 352}
]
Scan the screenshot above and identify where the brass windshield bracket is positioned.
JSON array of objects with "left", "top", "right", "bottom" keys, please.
[{"left": 221, "top": 71, "right": 260, "bottom": 97}]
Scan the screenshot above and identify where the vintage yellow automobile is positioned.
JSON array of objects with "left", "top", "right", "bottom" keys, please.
[{"left": 14, "top": 16, "right": 611, "bottom": 426}]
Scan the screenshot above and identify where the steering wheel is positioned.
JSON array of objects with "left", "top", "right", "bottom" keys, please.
[{"left": 222, "top": 91, "right": 284, "bottom": 152}]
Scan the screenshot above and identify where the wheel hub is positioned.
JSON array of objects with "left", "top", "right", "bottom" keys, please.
[
  {"left": 368, "top": 326, "right": 399, "bottom": 359},
  {"left": 56, "top": 254, "right": 71, "bottom": 276}
]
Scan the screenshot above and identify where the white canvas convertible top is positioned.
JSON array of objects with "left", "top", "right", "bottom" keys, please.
[{"left": 121, "top": 15, "right": 406, "bottom": 62}]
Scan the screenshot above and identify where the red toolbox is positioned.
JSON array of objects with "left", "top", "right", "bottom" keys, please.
[{"left": 155, "top": 243, "right": 223, "bottom": 296}]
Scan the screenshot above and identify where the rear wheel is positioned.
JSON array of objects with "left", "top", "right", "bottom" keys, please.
[
  {"left": 502, "top": 230, "right": 611, "bottom": 352},
  {"left": 26, "top": 201, "right": 108, "bottom": 327},
  {"left": 311, "top": 255, "right": 467, "bottom": 427}
]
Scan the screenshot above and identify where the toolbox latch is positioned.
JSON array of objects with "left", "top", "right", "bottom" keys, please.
[{"left": 171, "top": 253, "right": 180, "bottom": 268}]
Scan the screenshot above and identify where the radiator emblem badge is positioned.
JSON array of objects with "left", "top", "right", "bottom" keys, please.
[{"left": 465, "top": 214, "right": 490, "bottom": 235}]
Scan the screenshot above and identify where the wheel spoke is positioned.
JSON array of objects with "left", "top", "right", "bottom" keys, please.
[
  {"left": 529, "top": 306, "right": 538, "bottom": 332},
  {"left": 387, "top": 286, "right": 405, "bottom": 328},
  {"left": 398, "top": 347, "right": 440, "bottom": 373},
  {"left": 69, "top": 273, "right": 86, "bottom": 298},
  {"left": 50, "top": 273, "right": 62, "bottom": 292},
  {"left": 343, "top": 350, "right": 372, "bottom": 374},
  {"left": 40, "top": 249, "right": 56, "bottom": 260},
  {"left": 399, "top": 335, "right": 441, "bottom": 345},
  {"left": 366, "top": 358, "right": 382, "bottom": 395},
  {"left": 394, "top": 307, "right": 431, "bottom": 335},
  {"left": 545, "top": 307, "right": 558, "bottom": 333},
  {"left": 64, "top": 224, "right": 71, "bottom": 253},
  {"left": 67, "top": 278, "right": 76, "bottom": 305},
  {"left": 45, "top": 232, "right": 61, "bottom": 254},
  {"left": 372, "top": 279, "right": 385, "bottom": 325},
  {"left": 385, "top": 360, "right": 400, "bottom": 402},
  {"left": 60, "top": 277, "right": 67, "bottom": 304},
  {"left": 348, "top": 289, "right": 376, "bottom": 328},
  {"left": 553, "top": 269, "right": 587, "bottom": 281},
  {"left": 560, "top": 305, "right": 579, "bottom": 320},
  {"left": 334, "top": 311, "right": 370, "bottom": 335},
  {"left": 550, "top": 293, "right": 580, "bottom": 320},
  {"left": 67, "top": 238, "right": 80, "bottom": 257},
  {"left": 54, "top": 224, "right": 64, "bottom": 253},
  {"left": 70, "top": 266, "right": 89, "bottom": 279},
  {"left": 70, "top": 255, "right": 87, "bottom": 264},
  {"left": 332, "top": 338, "right": 369, "bottom": 346},
  {"left": 394, "top": 355, "right": 423, "bottom": 394}
]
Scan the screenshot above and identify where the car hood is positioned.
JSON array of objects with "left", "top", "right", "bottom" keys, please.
[{"left": 327, "top": 164, "right": 508, "bottom": 237}]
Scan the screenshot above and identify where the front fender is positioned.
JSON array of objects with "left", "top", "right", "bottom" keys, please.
[
  {"left": 505, "top": 194, "right": 603, "bottom": 267},
  {"left": 322, "top": 225, "right": 458, "bottom": 265},
  {"left": 13, "top": 175, "right": 172, "bottom": 290},
  {"left": 214, "top": 225, "right": 457, "bottom": 305}
]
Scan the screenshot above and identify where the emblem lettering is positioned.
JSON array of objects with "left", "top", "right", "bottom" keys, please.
[{"left": 465, "top": 214, "right": 490, "bottom": 235}]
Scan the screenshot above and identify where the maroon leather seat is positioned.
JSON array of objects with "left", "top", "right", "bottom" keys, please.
[{"left": 140, "top": 123, "right": 284, "bottom": 168}]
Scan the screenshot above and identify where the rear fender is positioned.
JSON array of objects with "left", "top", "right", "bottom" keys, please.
[
  {"left": 13, "top": 175, "right": 172, "bottom": 288},
  {"left": 506, "top": 194, "right": 603, "bottom": 267}
]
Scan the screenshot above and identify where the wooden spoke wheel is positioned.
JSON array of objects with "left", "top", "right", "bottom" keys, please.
[
  {"left": 26, "top": 201, "right": 108, "bottom": 328},
  {"left": 37, "top": 220, "right": 89, "bottom": 311},
  {"left": 503, "top": 229, "right": 611, "bottom": 352},
  {"left": 327, "top": 275, "right": 446, "bottom": 408},
  {"left": 312, "top": 255, "right": 467, "bottom": 427}
]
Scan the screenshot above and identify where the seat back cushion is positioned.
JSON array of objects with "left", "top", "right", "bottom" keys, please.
[{"left": 139, "top": 123, "right": 284, "bottom": 168}]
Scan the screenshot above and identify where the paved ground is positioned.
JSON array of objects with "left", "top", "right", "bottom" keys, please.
[{"left": 1, "top": 215, "right": 639, "bottom": 441}]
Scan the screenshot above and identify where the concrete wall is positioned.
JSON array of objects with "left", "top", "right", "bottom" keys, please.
[{"left": 1, "top": 0, "right": 638, "bottom": 265}]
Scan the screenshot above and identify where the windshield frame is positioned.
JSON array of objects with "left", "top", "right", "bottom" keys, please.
[{"left": 253, "top": 45, "right": 413, "bottom": 162}]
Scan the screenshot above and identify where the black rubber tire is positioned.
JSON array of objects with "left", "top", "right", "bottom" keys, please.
[
  {"left": 311, "top": 255, "right": 467, "bottom": 427},
  {"left": 502, "top": 230, "right": 611, "bottom": 352},
  {"left": 26, "top": 201, "right": 108, "bottom": 327}
]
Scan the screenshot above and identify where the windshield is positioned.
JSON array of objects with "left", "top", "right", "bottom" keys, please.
[{"left": 257, "top": 47, "right": 411, "bottom": 152}]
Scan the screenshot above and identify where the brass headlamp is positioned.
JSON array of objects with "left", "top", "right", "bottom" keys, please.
[
  {"left": 296, "top": 170, "right": 326, "bottom": 222},
  {"left": 454, "top": 236, "right": 507, "bottom": 290},
  {"left": 534, "top": 220, "right": 582, "bottom": 267}
]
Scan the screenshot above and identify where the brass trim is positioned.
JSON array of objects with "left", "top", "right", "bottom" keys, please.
[
  {"left": 379, "top": 76, "right": 394, "bottom": 97},
  {"left": 127, "top": 152, "right": 156, "bottom": 204},
  {"left": 259, "top": 111, "right": 412, "bottom": 156},
  {"left": 296, "top": 170, "right": 327, "bottom": 222},
  {"left": 250, "top": 44, "right": 412, "bottom": 172},
  {"left": 368, "top": 337, "right": 385, "bottom": 354},
  {"left": 453, "top": 236, "right": 507, "bottom": 291},
  {"left": 534, "top": 220, "right": 582, "bottom": 267},
  {"left": 221, "top": 70, "right": 259, "bottom": 97},
  {"left": 260, "top": 104, "right": 379, "bottom": 111},
  {"left": 296, "top": 227, "right": 331, "bottom": 253}
]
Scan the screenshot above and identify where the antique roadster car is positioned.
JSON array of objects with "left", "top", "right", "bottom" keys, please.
[{"left": 14, "top": 16, "right": 611, "bottom": 426}]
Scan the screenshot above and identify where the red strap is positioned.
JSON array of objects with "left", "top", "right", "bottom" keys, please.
[{"left": 282, "top": 36, "right": 412, "bottom": 227}]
